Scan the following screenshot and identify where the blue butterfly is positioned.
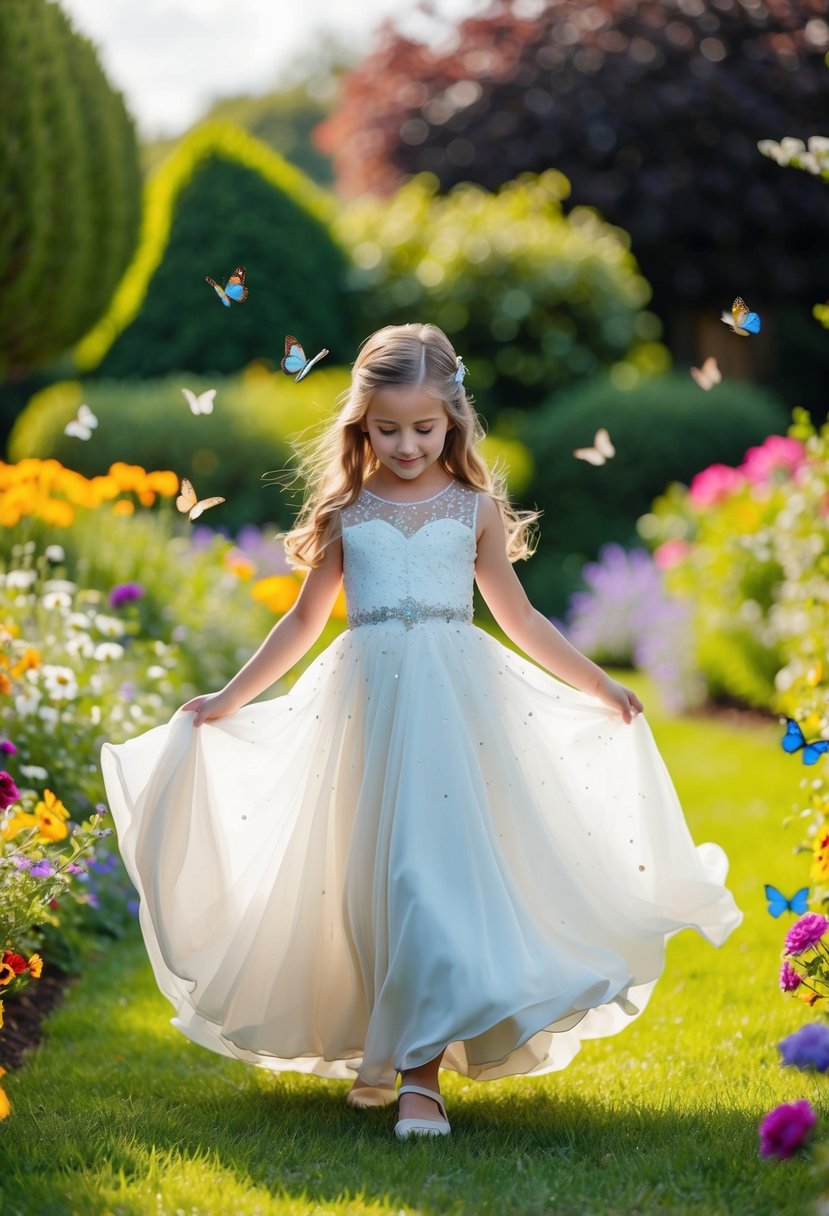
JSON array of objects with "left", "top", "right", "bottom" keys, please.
[
  {"left": 721, "top": 296, "right": 761, "bottom": 336},
  {"left": 205, "top": 266, "right": 248, "bottom": 307},
  {"left": 281, "top": 335, "right": 329, "bottom": 382},
  {"left": 765, "top": 883, "right": 810, "bottom": 918},
  {"left": 781, "top": 717, "right": 829, "bottom": 765}
]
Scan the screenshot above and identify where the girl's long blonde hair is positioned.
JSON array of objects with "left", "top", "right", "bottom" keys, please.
[{"left": 280, "top": 323, "right": 540, "bottom": 568}]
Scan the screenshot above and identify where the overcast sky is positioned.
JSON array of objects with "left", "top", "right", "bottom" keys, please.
[{"left": 58, "top": 0, "right": 489, "bottom": 138}]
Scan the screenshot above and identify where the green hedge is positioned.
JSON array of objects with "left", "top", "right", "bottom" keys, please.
[
  {"left": 76, "top": 123, "right": 356, "bottom": 379},
  {"left": 517, "top": 372, "right": 788, "bottom": 615},
  {"left": 334, "top": 172, "right": 668, "bottom": 419},
  {"left": 0, "top": 0, "right": 141, "bottom": 377}
]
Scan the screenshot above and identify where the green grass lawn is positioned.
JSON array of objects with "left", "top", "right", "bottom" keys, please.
[{"left": 1, "top": 673, "right": 825, "bottom": 1216}]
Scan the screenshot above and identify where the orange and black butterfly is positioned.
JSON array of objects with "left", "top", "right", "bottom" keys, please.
[{"left": 205, "top": 266, "right": 248, "bottom": 307}]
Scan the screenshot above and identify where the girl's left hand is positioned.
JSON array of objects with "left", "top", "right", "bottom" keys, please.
[{"left": 593, "top": 674, "right": 644, "bottom": 723}]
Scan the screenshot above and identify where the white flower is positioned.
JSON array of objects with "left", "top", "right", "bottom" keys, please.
[
  {"left": 40, "top": 665, "right": 78, "bottom": 700},
  {"left": 64, "top": 633, "right": 95, "bottom": 658},
  {"left": 147, "top": 665, "right": 167, "bottom": 679},
  {"left": 44, "top": 545, "right": 66, "bottom": 563},
  {"left": 19, "top": 764, "right": 48, "bottom": 781},
  {"left": 90, "top": 705, "right": 102, "bottom": 725},
  {"left": 93, "top": 614, "right": 123, "bottom": 638},
  {"left": 67, "top": 612, "right": 92, "bottom": 631},
  {"left": 5, "top": 569, "right": 37, "bottom": 589},
  {"left": 93, "top": 642, "right": 125, "bottom": 661},
  {"left": 14, "top": 689, "right": 42, "bottom": 717},
  {"left": 38, "top": 706, "right": 59, "bottom": 728},
  {"left": 42, "top": 590, "right": 72, "bottom": 611}
]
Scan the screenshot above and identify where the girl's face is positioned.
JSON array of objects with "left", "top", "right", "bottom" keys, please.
[{"left": 362, "top": 385, "right": 454, "bottom": 484}]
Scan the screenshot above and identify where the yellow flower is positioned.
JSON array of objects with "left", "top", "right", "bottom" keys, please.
[
  {"left": 331, "top": 584, "right": 348, "bottom": 620},
  {"left": 812, "top": 828, "right": 829, "bottom": 883},
  {"left": 0, "top": 999, "right": 4, "bottom": 1028},
  {"left": 11, "top": 647, "right": 41, "bottom": 677},
  {"left": 0, "top": 811, "right": 37, "bottom": 841},
  {"left": 27, "top": 954, "right": 42, "bottom": 979},
  {"left": 34, "top": 789, "right": 69, "bottom": 842},
  {"left": 0, "top": 1068, "right": 10, "bottom": 1119},
  {"left": 251, "top": 574, "right": 303, "bottom": 614},
  {"left": 0, "top": 963, "right": 15, "bottom": 987},
  {"left": 224, "top": 550, "right": 256, "bottom": 581},
  {"left": 113, "top": 500, "right": 135, "bottom": 516}
]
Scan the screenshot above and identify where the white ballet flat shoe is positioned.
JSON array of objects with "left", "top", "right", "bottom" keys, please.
[
  {"left": 394, "top": 1083, "right": 451, "bottom": 1139},
  {"left": 345, "top": 1083, "right": 398, "bottom": 1109}
]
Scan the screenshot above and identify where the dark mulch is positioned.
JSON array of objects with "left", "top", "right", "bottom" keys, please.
[{"left": 0, "top": 962, "right": 79, "bottom": 1071}]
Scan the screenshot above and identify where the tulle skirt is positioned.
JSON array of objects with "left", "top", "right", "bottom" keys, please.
[{"left": 101, "top": 620, "right": 741, "bottom": 1087}]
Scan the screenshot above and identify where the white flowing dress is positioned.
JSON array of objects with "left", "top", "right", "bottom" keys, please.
[{"left": 101, "top": 481, "right": 742, "bottom": 1088}]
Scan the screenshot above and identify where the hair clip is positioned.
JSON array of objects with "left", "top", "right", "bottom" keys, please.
[{"left": 453, "top": 356, "right": 468, "bottom": 385}]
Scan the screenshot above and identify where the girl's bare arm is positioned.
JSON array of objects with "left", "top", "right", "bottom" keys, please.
[
  {"left": 182, "top": 534, "right": 344, "bottom": 726},
  {"left": 473, "top": 495, "right": 643, "bottom": 722}
]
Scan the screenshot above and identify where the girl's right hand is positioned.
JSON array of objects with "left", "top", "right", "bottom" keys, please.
[{"left": 179, "top": 689, "right": 241, "bottom": 727}]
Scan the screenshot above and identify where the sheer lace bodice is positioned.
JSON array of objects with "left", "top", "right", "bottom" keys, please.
[{"left": 340, "top": 481, "right": 479, "bottom": 629}]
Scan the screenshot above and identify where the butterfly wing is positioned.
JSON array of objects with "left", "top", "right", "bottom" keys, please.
[
  {"left": 732, "top": 297, "right": 750, "bottom": 329},
  {"left": 188, "top": 495, "right": 226, "bottom": 522},
  {"left": 198, "top": 389, "right": 216, "bottom": 414},
  {"left": 573, "top": 446, "right": 605, "bottom": 466},
  {"left": 206, "top": 276, "right": 231, "bottom": 307},
  {"left": 176, "top": 478, "right": 197, "bottom": 514},
  {"left": 77, "top": 404, "right": 98, "bottom": 429},
  {"left": 281, "top": 335, "right": 307, "bottom": 376},
  {"left": 742, "top": 311, "right": 762, "bottom": 334},
  {"left": 64, "top": 420, "right": 91, "bottom": 440},
  {"left": 595, "top": 428, "right": 615, "bottom": 460},
  {"left": 764, "top": 883, "right": 788, "bottom": 918},
  {"left": 803, "top": 740, "right": 829, "bottom": 766},
  {"left": 781, "top": 717, "right": 807, "bottom": 754},
  {"left": 691, "top": 357, "right": 721, "bottom": 390},
  {"left": 293, "top": 347, "right": 329, "bottom": 382},
  {"left": 790, "top": 887, "right": 811, "bottom": 915},
  {"left": 224, "top": 267, "right": 248, "bottom": 303}
]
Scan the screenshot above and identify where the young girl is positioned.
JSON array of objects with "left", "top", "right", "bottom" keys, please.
[{"left": 101, "top": 323, "right": 741, "bottom": 1140}]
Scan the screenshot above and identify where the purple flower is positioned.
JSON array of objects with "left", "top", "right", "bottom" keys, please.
[
  {"left": 0, "top": 770, "right": 20, "bottom": 811},
  {"left": 758, "top": 1100, "right": 817, "bottom": 1159},
  {"left": 108, "top": 581, "right": 144, "bottom": 609},
  {"left": 12, "top": 856, "right": 33, "bottom": 872},
  {"left": 29, "top": 859, "right": 55, "bottom": 878},
  {"left": 0, "top": 740, "right": 16, "bottom": 756},
  {"left": 127, "top": 897, "right": 140, "bottom": 917},
  {"left": 66, "top": 862, "right": 85, "bottom": 875},
  {"left": 779, "top": 1024, "right": 829, "bottom": 1072},
  {"left": 779, "top": 961, "right": 802, "bottom": 992},
  {"left": 785, "top": 913, "right": 829, "bottom": 956}
]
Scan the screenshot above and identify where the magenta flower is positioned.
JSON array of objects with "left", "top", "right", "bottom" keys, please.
[
  {"left": 785, "top": 913, "right": 829, "bottom": 956},
  {"left": 0, "top": 740, "right": 16, "bottom": 756},
  {"left": 779, "top": 960, "right": 802, "bottom": 992},
  {"left": 739, "top": 436, "right": 806, "bottom": 486},
  {"left": 758, "top": 1100, "right": 817, "bottom": 1159},
  {"left": 688, "top": 463, "right": 745, "bottom": 508},
  {"left": 0, "top": 770, "right": 21, "bottom": 811},
  {"left": 108, "top": 581, "right": 144, "bottom": 609}
]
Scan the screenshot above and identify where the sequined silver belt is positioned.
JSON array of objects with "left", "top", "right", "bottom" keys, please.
[{"left": 348, "top": 595, "right": 473, "bottom": 631}]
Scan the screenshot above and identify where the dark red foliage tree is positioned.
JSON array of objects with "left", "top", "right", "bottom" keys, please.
[{"left": 317, "top": 0, "right": 829, "bottom": 317}]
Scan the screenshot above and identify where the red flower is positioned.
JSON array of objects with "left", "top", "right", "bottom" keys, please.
[{"left": 2, "top": 952, "right": 28, "bottom": 974}]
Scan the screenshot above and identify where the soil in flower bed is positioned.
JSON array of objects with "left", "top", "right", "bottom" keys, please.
[{"left": 0, "top": 961, "right": 79, "bottom": 1071}]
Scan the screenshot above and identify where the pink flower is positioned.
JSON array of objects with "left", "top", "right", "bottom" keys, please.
[
  {"left": 758, "top": 1100, "right": 816, "bottom": 1159},
  {"left": 739, "top": 436, "right": 806, "bottom": 486},
  {"left": 688, "top": 463, "right": 745, "bottom": 508},
  {"left": 653, "top": 539, "right": 692, "bottom": 571},
  {"left": 779, "top": 960, "right": 802, "bottom": 992},
  {"left": 785, "top": 913, "right": 829, "bottom": 956},
  {"left": 0, "top": 770, "right": 20, "bottom": 811}
]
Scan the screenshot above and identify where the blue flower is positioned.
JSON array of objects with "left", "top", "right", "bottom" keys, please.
[{"left": 779, "top": 1022, "right": 829, "bottom": 1072}]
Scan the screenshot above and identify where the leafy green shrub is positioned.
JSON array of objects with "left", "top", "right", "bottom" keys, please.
[
  {"left": 518, "top": 372, "right": 787, "bottom": 615},
  {"left": 75, "top": 123, "right": 355, "bottom": 378},
  {"left": 0, "top": 0, "right": 141, "bottom": 377},
  {"left": 334, "top": 172, "right": 667, "bottom": 418},
  {"left": 8, "top": 368, "right": 350, "bottom": 532}
]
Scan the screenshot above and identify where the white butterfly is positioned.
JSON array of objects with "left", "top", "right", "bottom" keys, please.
[
  {"left": 64, "top": 404, "right": 98, "bottom": 440},
  {"left": 182, "top": 387, "right": 216, "bottom": 415},
  {"left": 573, "top": 428, "right": 615, "bottom": 466},
  {"left": 175, "top": 477, "right": 225, "bottom": 522},
  {"left": 690, "top": 356, "right": 722, "bottom": 391}
]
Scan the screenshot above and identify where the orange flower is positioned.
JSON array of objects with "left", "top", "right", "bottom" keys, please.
[
  {"left": 0, "top": 999, "right": 4, "bottom": 1029},
  {"left": 0, "top": 672, "right": 9, "bottom": 696},
  {"left": 27, "top": 954, "right": 42, "bottom": 979},
  {"left": 0, "top": 1067, "right": 10, "bottom": 1119},
  {"left": 113, "top": 500, "right": 135, "bottom": 517},
  {"left": 34, "top": 789, "right": 69, "bottom": 842},
  {"left": 251, "top": 575, "right": 303, "bottom": 614},
  {"left": 12, "top": 648, "right": 41, "bottom": 677},
  {"left": 225, "top": 550, "right": 256, "bottom": 581}
]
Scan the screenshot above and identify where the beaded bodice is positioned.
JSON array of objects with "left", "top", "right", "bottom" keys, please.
[{"left": 340, "top": 481, "right": 479, "bottom": 630}]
